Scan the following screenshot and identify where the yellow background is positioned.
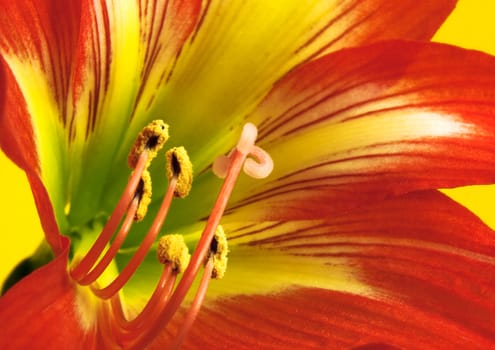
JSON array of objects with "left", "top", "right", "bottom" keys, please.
[{"left": 1, "top": 0, "right": 494, "bottom": 283}]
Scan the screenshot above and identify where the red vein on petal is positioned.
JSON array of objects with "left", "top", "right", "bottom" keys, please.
[{"left": 293, "top": 0, "right": 360, "bottom": 56}]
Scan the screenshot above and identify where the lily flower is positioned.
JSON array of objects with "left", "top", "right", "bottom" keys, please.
[{"left": 1, "top": 0, "right": 495, "bottom": 349}]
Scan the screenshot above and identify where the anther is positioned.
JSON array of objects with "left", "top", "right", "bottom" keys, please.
[
  {"left": 91, "top": 168, "right": 182, "bottom": 299},
  {"left": 77, "top": 170, "right": 153, "bottom": 285},
  {"left": 112, "top": 236, "right": 190, "bottom": 338},
  {"left": 157, "top": 234, "right": 191, "bottom": 274},
  {"left": 70, "top": 138, "right": 152, "bottom": 282},
  {"left": 128, "top": 120, "right": 169, "bottom": 168},
  {"left": 166, "top": 147, "right": 193, "bottom": 198},
  {"left": 80, "top": 123, "right": 272, "bottom": 349},
  {"left": 134, "top": 170, "right": 152, "bottom": 222},
  {"left": 206, "top": 225, "right": 228, "bottom": 280}
]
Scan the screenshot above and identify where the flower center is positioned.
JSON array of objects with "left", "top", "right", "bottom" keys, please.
[{"left": 69, "top": 121, "right": 273, "bottom": 349}]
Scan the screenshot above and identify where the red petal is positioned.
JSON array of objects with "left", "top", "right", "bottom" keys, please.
[
  {"left": 0, "top": 238, "right": 90, "bottom": 350},
  {"left": 25, "top": 172, "right": 64, "bottom": 255},
  {"left": 0, "top": 0, "right": 83, "bottom": 245},
  {"left": 230, "top": 191, "right": 494, "bottom": 256},
  {"left": 229, "top": 40, "right": 495, "bottom": 220},
  {"left": 0, "top": 0, "right": 81, "bottom": 153},
  {"left": 181, "top": 192, "right": 495, "bottom": 348},
  {"left": 157, "top": 0, "right": 457, "bottom": 166},
  {"left": 0, "top": 61, "right": 63, "bottom": 253},
  {"left": 294, "top": 0, "right": 457, "bottom": 58},
  {"left": 0, "top": 59, "right": 39, "bottom": 173},
  {"left": 183, "top": 288, "right": 494, "bottom": 349}
]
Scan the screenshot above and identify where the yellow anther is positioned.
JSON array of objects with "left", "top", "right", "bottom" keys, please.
[
  {"left": 157, "top": 234, "right": 191, "bottom": 274},
  {"left": 166, "top": 147, "right": 193, "bottom": 198},
  {"left": 128, "top": 120, "right": 169, "bottom": 169},
  {"left": 206, "top": 225, "right": 229, "bottom": 280},
  {"left": 134, "top": 170, "right": 152, "bottom": 222}
]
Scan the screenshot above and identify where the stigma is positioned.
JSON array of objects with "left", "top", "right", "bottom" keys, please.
[{"left": 69, "top": 121, "right": 273, "bottom": 349}]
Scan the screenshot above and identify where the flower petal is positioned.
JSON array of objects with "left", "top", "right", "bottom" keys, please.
[
  {"left": 222, "top": 40, "right": 495, "bottom": 221},
  {"left": 0, "top": 61, "right": 65, "bottom": 251},
  {"left": 155, "top": 0, "right": 456, "bottom": 167},
  {"left": 0, "top": 0, "right": 82, "bottom": 223},
  {"left": 0, "top": 60, "right": 39, "bottom": 174},
  {"left": 181, "top": 288, "right": 494, "bottom": 349},
  {"left": 0, "top": 0, "right": 202, "bottom": 225},
  {"left": 0, "top": 238, "right": 90, "bottom": 350},
  {"left": 63, "top": 0, "right": 202, "bottom": 224},
  {"left": 178, "top": 191, "right": 495, "bottom": 348}
]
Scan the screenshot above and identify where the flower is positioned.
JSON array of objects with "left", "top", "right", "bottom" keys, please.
[{"left": 1, "top": 0, "right": 495, "bottom": 349}]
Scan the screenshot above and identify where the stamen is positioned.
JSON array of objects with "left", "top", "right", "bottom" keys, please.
[
  {"left": 112, "top": 264, "right": 175, "bottom": 333},
  {"left": 75, "top": 123, "right": 272, "bottom": 349},
  {"left": 134, "top": 170, "right": 152, "bottom": 222},
  {"left": 125, "top": 123, "right": 272, "bottom": 349},
  {"left": 169, "top": 259, "right": 214, "bottom": 350},
  {"left": 70, "top": 151, "right": 149, "bottom": 282},
  {"left": 72, "top": 120, "right": 169, "bottom": 282},
  {"left": 206, "top": 225, "right": 228, "bottom": 280},
  {"left": 166, "top": 147, "right": 193, "bottom": 198},
  {"left": 78, "top": 197, "right": 139, "bottom": 286},
  {"left": 114, "top": 235, "right": 190, "bottom": 341},
  {"left": 157, "top": 234, "right": 191, "bottom": 273},
  {"left": 91, "top": 176, "right": 178, "bottom": 299},
  {"left": 128, "top": 120, "right": 169, "bottom": 169}
]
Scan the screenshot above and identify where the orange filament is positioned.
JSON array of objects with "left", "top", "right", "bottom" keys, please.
[
  {"left": 91, "top": 177, "right": 177, "bottom": 299},
  {"left": 169, "top": 259, "right": 214, "bottom": 350},
  {"left": 70, "top": 150, "right": 149, "bottom": 282},
  {"left": 111, "top": 264, "right": 176, "bottom": 334},
  {"left": 72, "top": 122, "right": 273, "bottom": 349},
  {"left": 79, "top": 197, "right": 140, "bottom": 285}
]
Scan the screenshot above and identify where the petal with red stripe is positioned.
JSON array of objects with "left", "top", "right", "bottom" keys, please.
[
  {"left": 62, "top": 0, "right": 202, "bottom": 224},
  {"left": 174, "top": 191, "right": 495, "bottom": 349},
  {"left": 219, "top": 40, "right": 495, "bottom": 221},
  {"left": 156, "top": 0, "right": 457, "bottom": 168},
  {"left": 0, "top": 0, "right": 81, "bottom": 224},
  {"left": 0, "top": 0, "right": 202, "bottom": 227}
]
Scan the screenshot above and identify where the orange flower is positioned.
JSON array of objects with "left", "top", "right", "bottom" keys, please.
[{"left": 1, "top": 1, "right": 495, "bottom": 349}]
